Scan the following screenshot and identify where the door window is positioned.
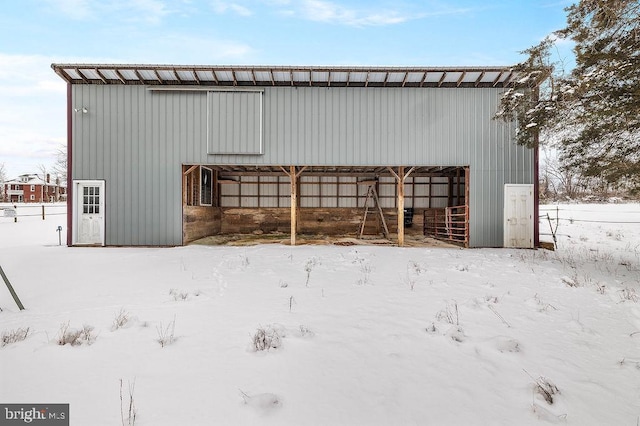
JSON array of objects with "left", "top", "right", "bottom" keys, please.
[{"left": 83, "top": 186, "right": 100, "bottom": 214}]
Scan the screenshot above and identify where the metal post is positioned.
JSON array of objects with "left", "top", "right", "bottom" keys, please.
[{"left": 0, "top": 265, "right": 25, "bottom": 310}]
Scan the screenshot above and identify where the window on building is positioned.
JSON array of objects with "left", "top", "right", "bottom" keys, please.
[
  {"left": 30, "top": 195, "right": 35, "bottom": 200},
  {"left": 200, "top": 166, "right": 213, "bottom": 206},
  {"left": 82, "top": 186, "right": 100, "bottom": 214},
  {"left": 30, "top": 185, "right": 35, "bottom": 191}
]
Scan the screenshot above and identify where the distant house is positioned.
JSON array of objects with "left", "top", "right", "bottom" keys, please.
[
  {"left": 52, "top": 64, "right": 539, "bottom": 248},
  {"left": 3, "top": 174, "right": 66, "bottom": 203}
]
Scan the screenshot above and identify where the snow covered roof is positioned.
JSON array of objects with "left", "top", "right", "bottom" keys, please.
[
  {"left": 5, "top": 174, "right": 64, "bottom": 187},
  {"left": 52, "top": 64, "right": 521, "bottom": 88}
]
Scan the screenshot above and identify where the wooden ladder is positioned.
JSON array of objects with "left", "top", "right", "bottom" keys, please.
[{"left": 359, "top": 184, "right": 389, "bottom": 238}]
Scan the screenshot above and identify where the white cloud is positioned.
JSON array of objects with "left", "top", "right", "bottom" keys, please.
[
  {"left": 274, "top": 0, "right": 472, "bottom": 28},
  {"left": 0, "top": 54, "right": 66, "bottom": 96},
  {"left": 211, "top": 1, "right": 253, "bottom": 16},
  {"left": 43, "top": 0, "right": 93, "bottom": 20},
  {"left": 43, "top": 0, "right": 173, "bottom": 24},
  {"left": 141, "top": 34, "right": 253, "bottom": 63},
  {"left": 0, "top": 54, "right": 75, "bottom": 177},
  {"left": 300, "top": 0, "right": 411, "bottom": 26}
]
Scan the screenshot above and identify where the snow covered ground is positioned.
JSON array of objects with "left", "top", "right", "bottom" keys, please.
[{"left": 1, "top": 202, "right": 639, "bottom": 425}]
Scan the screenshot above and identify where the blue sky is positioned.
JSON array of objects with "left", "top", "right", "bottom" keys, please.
[{"left": 0, "top": 0, "right": 573, "bottom": 179}]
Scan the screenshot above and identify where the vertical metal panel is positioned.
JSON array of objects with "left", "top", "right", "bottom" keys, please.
[{"left": 208, "top": 91, "right": 263, "bottom": 154}]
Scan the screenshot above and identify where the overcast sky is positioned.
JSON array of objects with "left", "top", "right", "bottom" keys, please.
[{"left": 0, "top": 0, "right": 574, "bottom": 179}]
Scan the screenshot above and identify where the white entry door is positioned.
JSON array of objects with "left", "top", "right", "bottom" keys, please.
[
  {"left": 504, "top": 184, "right": 534, "bottom": 248},
  {"left": 74, "top": 180, "right": 105, "bottom": 246}
]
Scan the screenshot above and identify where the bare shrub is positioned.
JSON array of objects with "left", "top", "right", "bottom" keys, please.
[
  {"left": 112, "top": 309, "right": 130, "bottom": 331},
  {"left": 524, "top": 370, "right": 560, "bottom": 405},
  {"left": 298, "top": 325, "right": 314, "bottom": 337},
  {"left": 533, "top": 294, "right": 557, "bottom": 312},
  {"left": 436, "top": 300, "right": 459, "bottom": 325},
  {"left": 606, "top": 230, "right": 623, "bottom": 241},
  {"left": 120, "top": 378, "right": 137, "bottom": 426},
  {"left": 169, "top": 288, "right": 188, "bottom": 301},
  {"left": 239, "top": 389, "right": 281, "bottom": 410},
  {"left": 1, "top": 327, "right": 30, "bottom": 347},
  {"left": 252, "top": 325, "right": 282, "bottom": 351},
  {"left": 304, "top": 257, "right": 319, "bottom": 287},
  {"left": 535, "top": 376, "right": 560, "bottom": 404},
  {"left": 561, "top": 272, "right": 581, "bottom": 287},
  {"left": 357, "top": 261, "right": 372, "bottom": 286},
  {"left": 406, "top": 260, "right": 425, "bottom": 290},
  {"left": 56, "top": 322, "right": 96, "bottom": 346},
  {"left": 425, "top": 323, "right": 438, "bottom": 334},
  {"left": 619, "top": 288, "right": 638, "bottom": 303},
  {"left": 156, "top": 317, "right": 176, "bottom": 347}
]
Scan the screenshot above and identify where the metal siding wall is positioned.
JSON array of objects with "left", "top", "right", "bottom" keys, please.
[
  {"left": 208, "top": 92, "right": 262, "bottom": 154},
  {"left": 72, "top": 86, "right": 207, "bottom": 245},
  {"left": 72, "top": 85, "right": 532, "bottom": 247}
]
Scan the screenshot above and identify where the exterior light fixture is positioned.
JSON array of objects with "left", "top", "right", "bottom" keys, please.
[{"left": 74, "top": 107, "right": 88, "bottom": 113}]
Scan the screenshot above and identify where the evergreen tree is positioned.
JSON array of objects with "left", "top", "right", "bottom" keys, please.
[{"left": 497, "top": 0, "right": 640, "bottom": 191}]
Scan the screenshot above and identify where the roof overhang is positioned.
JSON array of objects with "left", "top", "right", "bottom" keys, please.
[{"left": 52, "top": 64, "right": 522, "bottom": 88}]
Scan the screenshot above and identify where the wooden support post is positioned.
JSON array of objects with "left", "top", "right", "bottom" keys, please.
[
  {"left": 42, "top": 205, "right": 45, "bottom": 220},
  {"left": 213, "top": 170, "right": 219, "bottom": 207},
  {"left": 182, "top": 167, "right": 188, "bottom": 205},
  {"left": 456, "top": 168, "right": 461, "bottom": 206},
  {"left": 290, "top": 166, "right": 297, "bottom": 246},
  {"left": 397, "top": 166, "right": 405, "bottom": 246},
  {"left": 465, "top": 166, "right": 470, "bottom": 247},
  {"left": 387, "top": 166, "right": 413, "bottom": 247}
]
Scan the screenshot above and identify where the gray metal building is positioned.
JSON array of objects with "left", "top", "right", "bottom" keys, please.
[{"left": 52, "top": 64, "right": 538, "bottom": 248}]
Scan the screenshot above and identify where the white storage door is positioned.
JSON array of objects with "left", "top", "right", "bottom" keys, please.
[{"left": 504, "top": 184, "right": 534, "bottom": 248}]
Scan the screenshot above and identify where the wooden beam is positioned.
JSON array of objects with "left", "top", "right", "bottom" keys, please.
[
  {"left": 114, "top": 69, "right": 127, "bottom": 84},
  {"left": 192, "top": 69, "right": 201, "bottom": 84},
  {"left": 182, "top": 166, "right": 188, "bottom": 205},
  {"left": 403, "top": 166, "right": 416, "bottom": 182},
  {"left": 94, "top": 68, "right": 108, "bottom": 84},
  {"left": 397, "top": 166, "right": 405, "bottom": 246},
  {"left": 173, "top": 69, "right": 182, "bottom": 83},
  {"left": 437, "top": 72, "right": 447, "bottom": 87},
  {"left": 419, "top": 71, "right": 428, "bottom": 87},
  {"left": 133, "top": 69, "right": 145, "bottom": 83},
  {"left": 183, "top": 165, "right": 199, "bottom": 176},
  {"left": 295, "top": 166, "right": 307, "bottom": 178},
  {"left": 387, "top": 166, "right": 400, "bottom": 181},
  {"left": 75, "top": 68, "right": 90, "bottom": 84},
  {"left": 290, "top": 165, "right": 297, "bottom": 246},
  {"left": 465, "top": 166, "right": 470, "bottom": 247}
]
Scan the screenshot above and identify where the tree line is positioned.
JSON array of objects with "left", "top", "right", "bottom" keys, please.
[{"left": 496, "top": 0, "right": 639, "bottom": 200}]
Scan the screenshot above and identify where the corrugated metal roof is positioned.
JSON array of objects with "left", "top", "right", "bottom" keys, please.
[{"left": 51, "top": 64, "right": 523, "bottom": 88}]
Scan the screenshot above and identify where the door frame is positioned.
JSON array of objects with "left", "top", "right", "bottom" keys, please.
[{"left": 72, "top": 180, "right": 106, "bottom": 246}]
